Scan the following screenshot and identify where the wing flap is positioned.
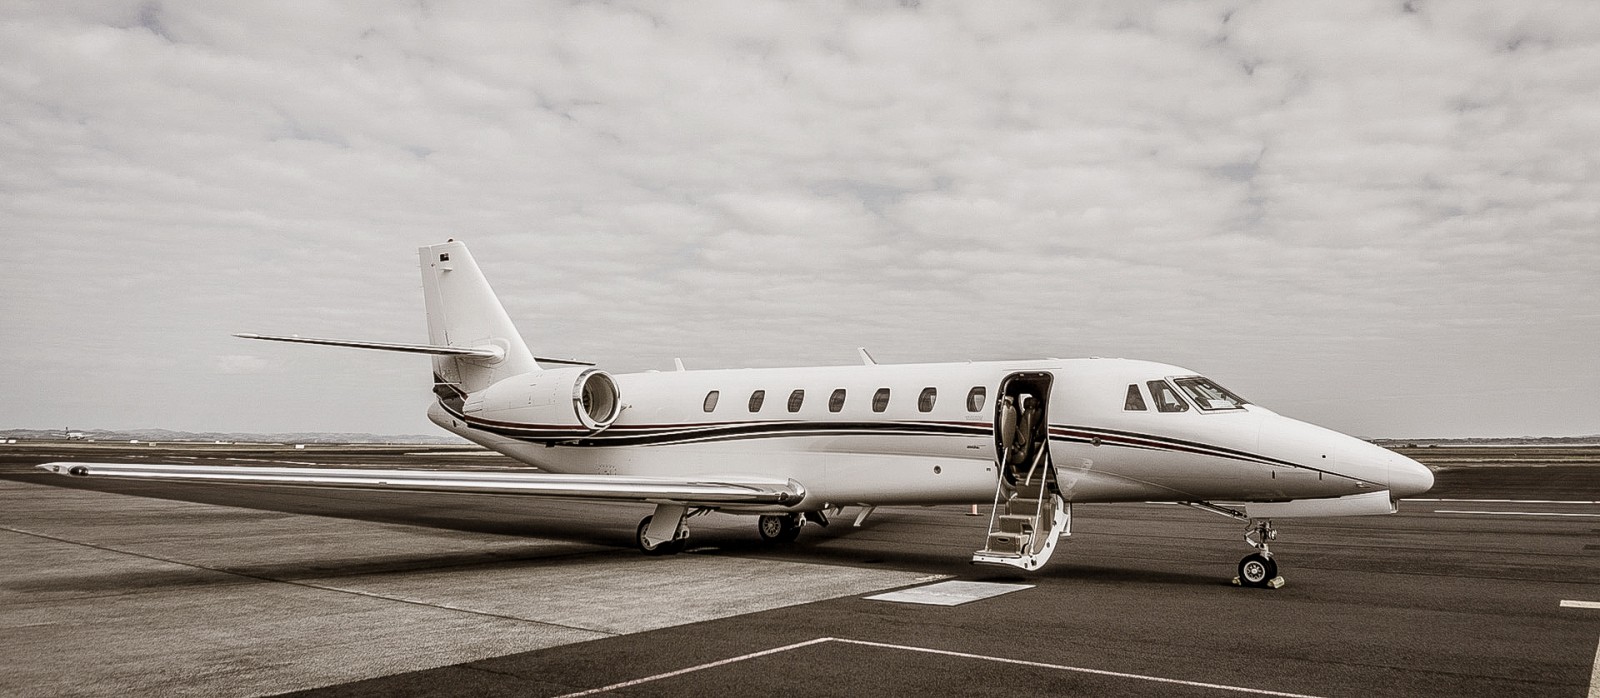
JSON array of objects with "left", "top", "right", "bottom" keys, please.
[{"left": 36, "top": 462, "right": 804, "bottom": 505}]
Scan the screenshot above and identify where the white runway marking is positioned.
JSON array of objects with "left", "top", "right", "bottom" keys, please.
[
  {"left": 1562, "top": 600, "right": 1600, "bottom": 609},
  {"left": 552, "top": 637, "right": 1326, "bottom": 698},
  {"left": 1590, "top": 636, "right": 1600, "bottom": 698},
  {"left": 552, "top": 638, "right": 834, "bottom": 697},
  {"left": 1407, "top": 498, "right": 1600, "bottom": 505},
  {"left": 1433, "top": 510, "right": 1600, "bottom": 518},
  {"left": 0, "top": 480, "right": 936, "bottom": 697},
  {"left": 866, "top": 580, "right": 1033, "bottom": 606}
]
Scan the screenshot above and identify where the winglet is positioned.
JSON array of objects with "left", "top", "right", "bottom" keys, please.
[
  {"left": 857, "top": 347, "right": 877, "bottom": 365},
  {"left": 673, "top": 358, "right": 687, "bottom": 372}
]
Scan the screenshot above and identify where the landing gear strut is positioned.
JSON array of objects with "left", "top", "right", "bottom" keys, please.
[
  {"left": 1183, "top": 503, "right": 1287, "bottom": 588},
  {"left": 1237, "top": 519, "right": 1282, "bottom": 588},
  {"left": 758, "top": 513, "right": 803, "bottom": 543}
]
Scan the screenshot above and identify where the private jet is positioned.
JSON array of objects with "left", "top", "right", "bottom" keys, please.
[{"left": 40, "top": 240, "right": 1434, "bottom": 587}]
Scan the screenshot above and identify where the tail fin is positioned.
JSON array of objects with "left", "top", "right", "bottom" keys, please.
[{"left": 420, "top": 240, "right": 540, "bottom": 393}]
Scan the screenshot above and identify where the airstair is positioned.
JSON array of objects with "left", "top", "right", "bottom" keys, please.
[{"left": 972, "top": 444, "right": 1071, "bottom": 571}]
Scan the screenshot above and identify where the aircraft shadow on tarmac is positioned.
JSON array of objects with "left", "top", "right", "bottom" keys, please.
[
  {"left": 6, "top": 546, "right": 692, "bottom": 596},
  {"left": 10, "top": 473, "right": 1233, "bottom": 588}
]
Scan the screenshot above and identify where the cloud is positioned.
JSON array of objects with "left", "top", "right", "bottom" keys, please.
[
  {"left": 212, "top": 354, "right": 272, "bottom": 375},
  {"left": 0, "top": 1, "right": 1596, "bottom": 437}
]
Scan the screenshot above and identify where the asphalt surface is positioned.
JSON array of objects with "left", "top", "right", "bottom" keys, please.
[{"left": 2, "top": 442, "right": 1597, "bottom": 697}]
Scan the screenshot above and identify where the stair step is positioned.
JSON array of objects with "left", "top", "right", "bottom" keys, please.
[
  {"left": 997, "top": 514, "right": 1034, "bottom": 534},
  {"left": 984, "top": 531, "right": 1027, "bottom": 555},
  {"left": 1007, "top": 500, "right": 1045, "bottom": 516}
]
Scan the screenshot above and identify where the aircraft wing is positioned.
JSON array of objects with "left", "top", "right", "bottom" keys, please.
[{"left": 35, "top": 462, "right": 805, "bottom": 505}]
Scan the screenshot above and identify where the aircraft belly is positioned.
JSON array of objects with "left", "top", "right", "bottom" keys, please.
[
  {"left": 1050, "top": 442, "right": 1361, "bottom": 502},
  {"left": 822, "top": 454, "right": 993, "bottom": 505},
  {"left": 526, "top": 436, "right": 993, "bottom": 506}
]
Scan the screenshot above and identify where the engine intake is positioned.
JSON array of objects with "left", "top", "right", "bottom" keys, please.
[{"left": 465, "top": 367, "right": 621, "bottom": 434}]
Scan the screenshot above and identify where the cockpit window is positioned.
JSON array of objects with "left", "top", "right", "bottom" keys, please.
[
  {"left": 1123, "top": 384, "right": 1147, "bottom": 411},
  {"left": 1173, "top": 377, "right": 1248, "bottom": 411},
  {"left": 1146, "top": 380, "right": 1189, "bottom": 413}
]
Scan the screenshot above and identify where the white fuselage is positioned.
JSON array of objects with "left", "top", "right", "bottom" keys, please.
[{"left": 429, "top": 357, "right": 1432, "bottom": 512}]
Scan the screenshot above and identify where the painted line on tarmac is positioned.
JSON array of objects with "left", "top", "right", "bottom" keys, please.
[
  {"left": 1590, "top": 636, "right": 1599, "bottom": 698},
  {"left": 551, "top": 637, "right": 1324, "bottom": 698},
  {"left": 0, "top": 524, "right": 611, "bottom": 635},
  {"left": 224, "top": 454, "right": 320, "bottom": 467},
  {"left": 1433, "top": 510, "right": 1600, "bottom": 518},
  {"left": 1561, "top": 600, "right": 1600, "bottom": 609},
  {"left": 551, "top": 638, "right": 834, "bottom": 697},
  {"left": 1407, "top": 498, "right": 1600, "bottom": 505}
]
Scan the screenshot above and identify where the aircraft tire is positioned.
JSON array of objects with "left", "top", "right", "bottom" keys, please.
[
  {"left": 636, "top": 515, "right": 684, "bottom": 555},
  {"left": 757, "top": 513, "right": 802, "bottom": 544},
  {"left": 1238, "top": 553, "right": 1277, "bottom": 587}
]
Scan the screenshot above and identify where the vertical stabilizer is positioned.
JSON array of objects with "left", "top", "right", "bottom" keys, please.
[{"left": 420, "top": 241, "right": 540, "bottom": 393}]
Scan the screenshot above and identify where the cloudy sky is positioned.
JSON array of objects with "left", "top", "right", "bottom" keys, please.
[{"left": 3, "top": 1, "right": 1597, "bottom": 438}]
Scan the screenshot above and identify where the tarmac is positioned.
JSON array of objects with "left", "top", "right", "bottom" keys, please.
[{"left": 1, "top": 442, "right": 1597, "bottom": 697}]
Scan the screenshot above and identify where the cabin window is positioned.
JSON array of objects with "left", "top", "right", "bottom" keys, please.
[
  {"left": 1147, "top": 380, "right": 1190, "bottom": 413},
  {"left": 1173, "top": 377, "right": 1248, "bottom": 411},
  {"left": 918, "top": 387, "right": 937, "bottom": 413},
  {"left": 829, "top": 388, "right": 847, "bottom": 413},
  {"left": 966, "top": 386, "right": 986, "bottom": 412},
  {"left": 787, "top": 389, "right": 805, "bottom": 413},
  {"left": 872, "top": 388, "right": 891, "bottom": 413},
  {"left": 1124, "top": 384, "right": 1147, "bottom": 411},
  {"left": 703, "top": 390, "right": 720, "bottom": 412},
  {"left": 748, "top": 390, "right": 765, "bottom": 412}
]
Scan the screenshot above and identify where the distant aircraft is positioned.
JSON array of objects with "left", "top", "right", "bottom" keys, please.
[{"left": 40, "top": 240, "right": 1433, "bottom": 587}]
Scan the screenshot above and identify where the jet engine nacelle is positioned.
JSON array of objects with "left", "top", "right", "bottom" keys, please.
[{"left": 464, "top": 367, "right": 621, "bottom": 434}]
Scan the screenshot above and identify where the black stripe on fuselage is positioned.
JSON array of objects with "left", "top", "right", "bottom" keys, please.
[
  {"left": 1051, "top": 425, "right": 1362, "bottom": 483},
  {"left": 442, "top": 402, "right": 1353, "bottom": 479}
]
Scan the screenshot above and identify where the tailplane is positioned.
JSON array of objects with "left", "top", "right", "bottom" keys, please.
[
  {"left": 237, "top": 240, "right": 565, "bottom": 396},
  {"left": 419, "top": 240, "right": 540, "bottom": 393}
]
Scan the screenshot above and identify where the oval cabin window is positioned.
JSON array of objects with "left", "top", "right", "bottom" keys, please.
[{"left": 966, "top": 386, "right": 986, "bottom": 412}]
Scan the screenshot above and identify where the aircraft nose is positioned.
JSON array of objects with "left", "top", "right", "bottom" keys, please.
[
  {"left": 1387, "top": 452, "right": 1434, "bottom": 498},
  {"left": 1333, "top": 436, "right": 1433, "bottom": 497}
]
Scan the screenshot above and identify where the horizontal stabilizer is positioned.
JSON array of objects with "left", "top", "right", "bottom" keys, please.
[
  {"left": 235, "top": 333, "right": 593, "bottom": 366},
  {"left": 37, "top": 462, "right": 804, "bottom": 505}
]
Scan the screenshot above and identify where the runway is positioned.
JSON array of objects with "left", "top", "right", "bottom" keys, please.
[{"left": 2, "top": 442, "right": 1597, "bottom": 697}]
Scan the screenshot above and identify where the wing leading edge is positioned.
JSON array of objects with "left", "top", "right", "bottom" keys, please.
[{"left": 35, "top": 462, "right": 805, "bottom": 505}]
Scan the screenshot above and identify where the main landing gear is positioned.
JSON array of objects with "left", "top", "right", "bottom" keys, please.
[
  {"left": 758, "top": 509, "right": 830, "bottom": 544},
  {"left": 757, "top": 513, "right": 803, "bottom": 543},
  {"left": 635, "top": 515, "right": 687, "bottom": 555},
  {"left": 635, "top": 504, "right": 695, "bottom": 555},
  {"left": 634, "top": 506, "right": 824, "bottom": 555}
]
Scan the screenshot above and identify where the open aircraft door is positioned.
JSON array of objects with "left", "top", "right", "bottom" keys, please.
[{"left": 973, "top": 371, "right": 1072, "bottom": 571}]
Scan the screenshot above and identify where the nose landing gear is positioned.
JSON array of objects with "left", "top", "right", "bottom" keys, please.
[
  {"left": 1184, "top": 502, "right": 1288, "bottom": 589},
  {"left": 1235, "top": 519, "right": 1284, "bottom": 589}
]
